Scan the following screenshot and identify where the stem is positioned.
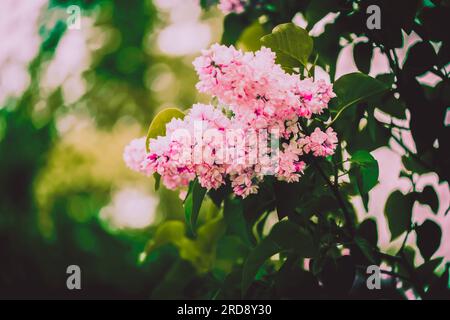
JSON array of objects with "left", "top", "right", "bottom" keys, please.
[{"left": 398, "top": 228, "right": 412, "bottom": 256}]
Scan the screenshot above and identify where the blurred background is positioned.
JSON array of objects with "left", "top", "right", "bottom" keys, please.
[
  {"left": 0, "top": 0, "right": 226, "bottom": 299},
  {"left": 0, "top": 0, "right": 448, "bottom": 299}
]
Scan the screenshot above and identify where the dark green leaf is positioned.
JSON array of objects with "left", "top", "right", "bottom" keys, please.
[
  {"left": 199, "top": 0, "right": 219, "bottom": 10},
  {"left": 150, "top": 259, "right": 197, "bottom": 299},
  {"left": 273, "top": 180, "right": 301, "bottom": 220},
  {"left": 402, "top": 154, "right": 431, "bottom": 175},
  {"left": 224, "top": 197, "right": 252, "bottom": 246},
  {"left": 397, "top": 246, "right": 416, "bottom": 281},
  {"left": 354, "top": 236, "right": 378, "bottom": 265},
  {"left": 375, "top": 73, "right": 395, "bottom": 87},
  {"left": 222, "top": 13, "right": 249, "bottom": 46},
  {"left": 353, "top": 42, "right": 373, "bottom": 74},
  {"left": 426, "top": 263, "right": 450, "bottom": 299},
  {"left": 384, "top": 191, "right": 415, "bottom": 240},
  {"left": 304, "top": 0, "right": 340, "bottom": 28},
  {"left": 357, "top": 218, "right": 378, "bottom": 246},
  {"left": 332, "top": 72, "right": 390, "bottom": 118},
  {"left": 184, "top": 179, "right": 207, "bottom": 234},
  {"left": 318, "top": 256, "right": 356, "bottom": 296},
  {"left": 214, "top": 236, "right": 249, "bottom": 279},
  {"left": 242, "top": 221, "right": 316, "bottom": 293},
  {"left": 416, "top": 219, "right": 442, "bottom": 261},
  {"left": 417, "top": 185, "right": 439, "bottom": 214},
  {"left": 403, "top": 41, "right": 438, "bottom": 76},
  {"left": 417, "top": 257, "right": 444, "bottom": 285},
  {"left": 275, "top": 259, "right": 320, "bottom": 299},
  {"left": 208, "top": 184, "right": 232, "bottom": 208},
  {"left": 376, "top": 94, "right": 407, "bottom": 119},
  {"left": 419, "top": 7, "right": 450, "bottom": 41}
]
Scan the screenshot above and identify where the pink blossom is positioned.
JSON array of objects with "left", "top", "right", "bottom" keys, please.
[
  {"left": 193, "top": 44, "right": 335, "bottom": 133},
  {"left": 301, "top": 127, "right": 338, "bottom": 157},
  {"left": 218, "top": 0, "right": 247, "bottom": 14},
  {"left": 123, "top": 137, "right": 148, "bottom": 174},
  {"left": 124, "top": 45, "right": 339, "bottom": 197}
]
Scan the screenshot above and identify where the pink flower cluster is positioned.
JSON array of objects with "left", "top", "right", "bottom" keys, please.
[
  {"left": 124, "top": 45, "right": 338, "bottom": 198},
  {"left": 193, "top": 44, "right": 335, "bottom": 128},
  {"left": 218, "top": 0, "right": 248, "bottom": 14}
]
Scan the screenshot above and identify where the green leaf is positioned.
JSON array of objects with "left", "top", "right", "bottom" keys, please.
[
  {"left": 332, "top": 73, "right": 390, "bottom": 120},
  {"left": 417, "top": 185, "right": 439, "bottom": 214},
  {"left": 208, "top": 184, "right": 232, "bottom": 208},
  {"left": 416, "top": 220, "right": 442, "bottom": 261},
  {"left": 141, "top": 221, "right": 186, "bottom": 262},
  {"left": 350, "top": 150, "right": 376, "bottom": 166},
  {"left": 354, "top": 219, "right": 380, "bottom": 265},
  {"left": 223, "top": 197, "right": 252, "bottom": 246},
  {"left": 357, "top": 218, "right": 378, "bottom": 246},
  {"left": 142, "top": 217, "right": 226, "bottom": 272},
  {"left": 403, "top": 41, "right": 438, "bottom": 76},
  {"left": 260, "top": 23, "right": 313, "bottom": 67},
  {"left": 384, "top": 191, "right": 415, "bottom": 240},
  {"left": 402, "top": 154, "right": 431, "bottom": 175},
  {"left": 353, "top": 42, "right": 373, "bottom": 74},
  {"left": 417, "top": 257, "right": 444, "bottom": 285},
  {"left": 273, "top": 180, "right": 301, "bottom": 220},
  {"left": 184, "top": 179, "right": 207, "bottom": 234},
  {"left": 304, "top": 0, "right": 340, "bottom": 28},
  {"left": 426, "top": 262, "right": 450, "bottom": 299},
  {"left": 397, "top": 246, "right": 416, "bottom": 281},
  {"left": 349, "top": 150, "right": 379, "bottom": 194},
  {"left": 153, "top": 173, "right": 161, "bottom": 191},
  {"left": 145, "top": 107, "right": 185, "bottom": 152},
  {"left": 375, "top": 73, "right": 395, "bottom": 87},
  {"left": 195, "top": 215, "right": 227, "bottom": 254},
  {"left": 419, "top": 6, "right": 450, "bottom": 41},
  {"left": 222, "top": 13, "right": 249, "bottom": 46},
  {"left": 318, "top": 256, "right": 356, "bottom": 295},
  {"left": 214, "top": 236, "right": 249, "bottom": 278},
  {"left": 242, "top": 221, "right": 316, "bottom": 293},
  {"left": 354, "top": 236, "right": 378, "bottom": 265},
  {"left": 199, "top": 0, "right": 219, "bottom": 10},
  {"left": 150, "top": 259, "right": 197, "bottom": 299},
  {"left": 275, "top": 259, "right": 320, "bottom": 299},
  {"left": 237, "top": 21, "right": 266, "bottom": 52},
  {"left": 376, "top": 94, "right": 407, "bottom": 119}
]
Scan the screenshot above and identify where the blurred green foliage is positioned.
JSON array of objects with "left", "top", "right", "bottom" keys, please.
[{"left": 0, "top": 0, "right": 212, "bottom": 299}]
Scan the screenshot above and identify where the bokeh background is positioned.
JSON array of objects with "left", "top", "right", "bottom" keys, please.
[{"left": 0, "top": 0, "right": 448, "bottom": 299}]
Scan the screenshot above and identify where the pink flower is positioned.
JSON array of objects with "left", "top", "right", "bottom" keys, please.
[
  {"left": 230, "top": 170, "right": 260, "bottom": 198},
  {"left": 218, "top": 0, "right": 247, "bottom": 14},
  {"left": 193, "top": 45, "right": 335, "bottom": 132},
  {"left": 301, "top": 127, "right": 338, "bottom": 157},
  {"left": 125, "top": 45, "right": 339, "bottom": 197},
  {"left": 123, "top": 137, "right": 148, "bottom": 174}
]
